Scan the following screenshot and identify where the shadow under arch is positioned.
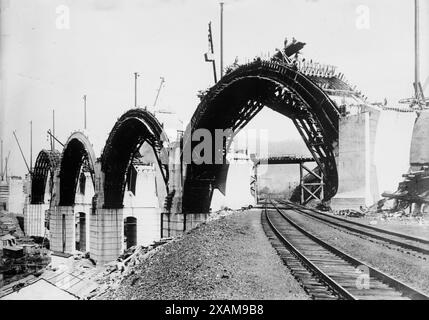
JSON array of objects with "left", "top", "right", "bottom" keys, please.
[
  {"left": 58, "top": 132, "right": 98, "bottom": 206},
  {"left": 31, "top": 150, "right": 61, "bottom": 204},
  {"left": 182, "top": 59, "right": 340, "bottom": 213},
  {"left": 101, "top": 108, "right": 169, "bottom": 209}
]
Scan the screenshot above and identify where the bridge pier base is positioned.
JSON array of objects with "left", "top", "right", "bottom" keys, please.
[
  {"left": 331, "top": 110, "right": 380, "bottom": 211},
  {"left": 90, "top": 208, "right": 123, "bottom": 265},
  {"left": 24, "top": 203, "right": 48, "bottom": 237},
  {"left": 161, "top": 212, "right": 209, "bottom": 238},
  {"left": 49, "top": 206, "right": 75, "bottom": 253}
]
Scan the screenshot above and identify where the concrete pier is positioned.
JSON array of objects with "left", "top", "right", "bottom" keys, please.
[
  {"left": 331, "top": 109, "right": 380, "bottom": 210},
  {"left": 410, "top": 110, "right": 429, "bottom": 169},
  {"left": 49, "top": 206, "right": 75, "bottom": 253},
  {"left": 90, "top": 208, "right": 123, "bottom": 265}
]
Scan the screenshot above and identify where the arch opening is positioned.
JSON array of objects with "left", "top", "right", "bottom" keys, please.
[
  {"left": 210, "top": 108, "right": 312, "bottom": 211},
  {"left": 31, "top": 150, "right": 61, "bottom": 205},
  {"left": 182, "top": 60, "right": 340, "bottom": 213},
  {"left": 102, "top": 109, "right": 169, "bottom": 209},
  {"left": 59, "top": 135, "right": 96, "bottom": 207}
]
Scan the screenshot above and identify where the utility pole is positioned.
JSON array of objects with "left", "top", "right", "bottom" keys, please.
[
  {"left": 204, "top": 22, "right": 218, "bottom": 84},
  {"left": 30, "top": 121, "right": 33, "bottom": 173},
  {"left": 4, "top": 151, "right": 10, "bottom": 180},
  {"left": 1, "top": 139, "right": 3, "bottom": 181},
  {"left": 134, "top": 72, "right": 140, "bottom": 108},
  {"left": 220, "top": 2, "right": 224, "bottom": 78},
  {"left": 13, "top": 131, "right": 31, "bottom": 175},
  {"left": 83, "top": 95, "right": 87, "bottom": 130},
  {"left": 153, "top": 77, "right": 165, "bottom": 108},
  {"left": 399, "top": 0, "right": 427, "bottom": 108},
  {"left": 412, "top": 0, "right": 427, "bottom": 108},
  {"left": 415, "top": 0, "right": 420, "bottom": 95},
  {"left": 52, "top": 110, "right": 56, "bottom": 151}
]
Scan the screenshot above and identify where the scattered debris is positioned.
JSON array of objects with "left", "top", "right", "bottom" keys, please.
[
  {"left": 88, "top": 238, "right": 175, "bottom": 299},
  {"left": 0, "top": 243, "right": 51, "bottom": 288},
  {"left": 1, "top": 213, "right": 51, "bottom": 288},
  {"left": 315, "top": 202, "right": 331, "bottom": 212},
  {"left": 335, "top": 209, "right": 365, "bottom": 218},
  {"left": 0, "top": 213, "right": 24, "bottom": 238}
]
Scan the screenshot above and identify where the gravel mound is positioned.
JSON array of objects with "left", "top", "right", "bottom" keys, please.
[{"left": 97, "top": 210, "right": 308, "bottom": 300}]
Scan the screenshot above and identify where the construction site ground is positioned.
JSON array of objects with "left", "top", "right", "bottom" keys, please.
[
  {"left": 2, "top": 209, "right": 309, "bottom": 300},
  {"left": 336, "top": 213, "right": 429, "bottom": 241},
  {"left": 4, "top": 207, "right": 429, "bottom": 300},
  {"left": 1, "top": 253, "right": 101, "bottom": 299},
  {"left": 94, "top": 209, "right": 309, "bottom": 300}
]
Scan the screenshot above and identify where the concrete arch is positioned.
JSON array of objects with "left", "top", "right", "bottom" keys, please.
[
  {"left": 58, "top": 131, "right": 98, "bottom": 206},
  {"left": 101, "top": 108, "right": 169, "bottom": 209},
  {"left": 31, "top": 150, "right": 61, "bottom": 204},
  {"left": 182, "top": 60, "right": 340, "bottom": 213}
]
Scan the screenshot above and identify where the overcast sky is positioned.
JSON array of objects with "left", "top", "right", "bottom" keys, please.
[{"left": 1, "top": 0, "right": 428, "bottom": 177}]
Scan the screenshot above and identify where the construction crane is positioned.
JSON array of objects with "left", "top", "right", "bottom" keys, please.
[
  {"left": 47, "top": 129, "right": 64, "bottom": 147},
  {"left": 153, "top": 77, "right": 165, "bottom": 108},
  {"left": 13, "top": 131, "right": 31, "bottom": 175}
]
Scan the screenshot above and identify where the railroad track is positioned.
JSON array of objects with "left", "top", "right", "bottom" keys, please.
[
  {"left": 262, "top": 201, "right": 429, "bottom": 300},
  {"left": 276, "top": 200, "right": 429, "bottom": 260}
]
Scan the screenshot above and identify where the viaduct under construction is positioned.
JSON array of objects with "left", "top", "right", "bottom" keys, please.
[{"left": 20, "top": 41, "right": 429, "bottom": 265}]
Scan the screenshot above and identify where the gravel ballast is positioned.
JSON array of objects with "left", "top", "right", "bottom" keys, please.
[
  {"left": 284, "top": 209, "right": 429, "bottom": 295},
  {"left": 98, "top": 210, "right": 309, "bottom": 300}
]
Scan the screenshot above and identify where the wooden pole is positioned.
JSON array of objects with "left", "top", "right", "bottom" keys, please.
[
  {"left": 52, "top": 110, "right": 55, "bottom": 151},
  {"left": 1, "top": 140, "right": 3, "bottom": 180},
  {"left": 208, "top": 22, "right": 218, "bottom": 84},
  {"left": 30, "top": 121, "right": 33, "bottom": 173},
  {"left": 220, "top": 2, "right": 224, "bottom": 78},
  {"left": 415, "top": 0, "right": 420, "bottom": 94},
  {"left": 83, "top": 95, "right": 87, "bottom": 130},
  {"left": 300, "top": 163, "right": 304, "bottom": 204},
  {"left": 134, "top": 72, "right": 139, "bottom": 108}
]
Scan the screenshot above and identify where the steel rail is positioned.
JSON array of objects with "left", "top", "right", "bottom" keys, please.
[
  {"left": 271, "top": 201, "right": 429, "bottom": 300},
  {"left": 264, "top": 205, "right": 354, "bottom": 299},
  {"left": 278, "top": 200, "right": 429, "bottom": 254}
]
